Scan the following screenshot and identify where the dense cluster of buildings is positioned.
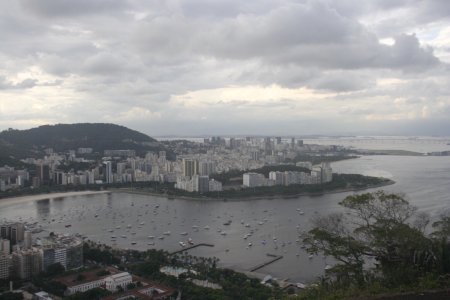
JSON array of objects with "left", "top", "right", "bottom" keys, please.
[
  {"left": 0, "top": 166, "right": 29, "bottom": 191},
  {"left": 0, "top": 136, "right": 345, "bottom": 194},
  {"left": 0, "top": 222, "right": 83, "bottom": 280},
  {"left": 243, "top": 162, "right": 333, "bottom": 188},
  {"left": 174, "top": 158, "right": 222, "bottom": 193}
]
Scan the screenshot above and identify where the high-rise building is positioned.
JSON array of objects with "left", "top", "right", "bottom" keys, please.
[
  {"left": 0, "top": 239, "right": 10, "bottom": 255},
  {"left": 0, "top": 254, "right": 10, "bottom": 279},
  {"left": 320, "top": 162, "right": 333, "bottom": 183},
  {"left": 264, "top": 137, "right": 272, "bottom": 155},
  {"left": 104, "top": 161, "right": 113, "bottom": 184},
  {"left": 0, "top": 223, "right": 24, "bottom": 246},
  {"left": 36, "top": 163, "right": 51, "bottom": 185},
  {"left": 243, "top": 173, "right": 266, "bottom": 187},
  {"left": 250, "top": 150, "right": 260, "bottom": 161},
  {"left": 199, "top": 161, "right": 216, "bottom": 176},
  {"left": 193, "top": 175, "right": 210, "bottom": 193},
  {"left": 116, "top": 162, "right": 126, "bottom": 176},
  {"left": 182, "top": 158, "right": 199, "bottom": 178},
  {"left": 269, "top": 171, "right": 284, "bottom": 185},
  {"left": 24, "top": 231, "right": 32, "bottom": 249},
  {"left": 41, "top": 234, "right": 83, "bottom": 271},
  {"left": 12, "top": 248, "right": 42, "bottom": 279}
]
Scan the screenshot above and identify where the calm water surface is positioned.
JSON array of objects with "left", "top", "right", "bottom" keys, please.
[{"left": 1, "top": 154, "right": 450, "bottom": 283}]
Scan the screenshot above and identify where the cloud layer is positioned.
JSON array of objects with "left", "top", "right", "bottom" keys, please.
[{"left": 0, "top": 0, "right": 449, "bottom": 136}]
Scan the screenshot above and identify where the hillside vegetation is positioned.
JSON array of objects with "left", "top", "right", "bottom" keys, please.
[{"left": 0, "top": 123, "right": 165, "bottom": 166}]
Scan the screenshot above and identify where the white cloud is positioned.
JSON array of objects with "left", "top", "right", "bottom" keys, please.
[{"left": 0, "top": 0, "right": 449, "bottom": 135}]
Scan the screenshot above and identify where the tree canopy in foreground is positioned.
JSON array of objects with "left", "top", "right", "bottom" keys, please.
[{"left": 299, "top": 191, "right": 450, "bottom": 299}]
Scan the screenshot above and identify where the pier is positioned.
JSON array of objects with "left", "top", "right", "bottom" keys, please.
[
  {"left": 250, "top": 253, "right": 283, "bottom": 272},
  {"left": 169, "top": 243, "right": 214, "bottom": 255}
]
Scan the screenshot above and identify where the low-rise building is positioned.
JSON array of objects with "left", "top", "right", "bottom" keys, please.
[{"left": 105, "top": 272, "right": 133, "bottom": 292}]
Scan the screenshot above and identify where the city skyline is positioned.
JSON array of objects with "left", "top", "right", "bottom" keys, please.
[{"left": 1, "top": 1, "right": 450, "bottom": 136}]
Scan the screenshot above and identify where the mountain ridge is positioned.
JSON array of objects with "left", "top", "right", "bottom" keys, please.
[{"left": 0, "top": 123, "right": 164, "bottom": 166}]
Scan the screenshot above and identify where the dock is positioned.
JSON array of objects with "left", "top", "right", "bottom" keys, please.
[
  {"left": 249, "top": 253, "right": 283, "bottom": 272},
  {"left": 169, "top": 243, "right": 214, "bottom": 255}
]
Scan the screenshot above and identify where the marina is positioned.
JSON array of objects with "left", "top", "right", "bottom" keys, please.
[{"left": 1, "top": 153, "right": 450, "bottom": 283}]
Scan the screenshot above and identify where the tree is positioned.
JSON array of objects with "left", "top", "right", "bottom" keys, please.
[
  {"left": 0, "top": 292, "right": 23, "bottom": 300},
  {"left": 302, "top": 191, "right": 437, "bottom": 288},
  {"left": 46, "top": 263, "right": 65, "bottom": 276},
  {"left": 126, "top": 282, "right": 136, "bottom": 290},
  {"left": 75, "top": 274, "right": 86, "bottom": 282}
]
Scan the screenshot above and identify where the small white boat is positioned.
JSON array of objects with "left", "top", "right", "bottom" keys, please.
[
  {"left": 163, "top": 231, "right": 171, "bottom": 235},
  {"left": 179, "top": 241, "right": 186, "bottom": 247},
  {"left": 180, "top": 232, "right": 188, "bottom": 236},
  {"left": 148, "top": 235, "right": 155, "bottom": 239}
]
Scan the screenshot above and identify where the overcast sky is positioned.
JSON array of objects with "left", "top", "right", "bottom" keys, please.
[{"left": 1, "top": 0, "right": 450, "bottom": 136}]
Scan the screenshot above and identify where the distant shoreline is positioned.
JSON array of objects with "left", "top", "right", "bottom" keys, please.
[
  {"left": 0, "top": 179, "right": 395, "bottom": 206},
  {"left": 112, "top": 180, "right": 396, "bottom": 201},
  {"left": 0, "top": 190, "right": 110, "bottom": 207}
]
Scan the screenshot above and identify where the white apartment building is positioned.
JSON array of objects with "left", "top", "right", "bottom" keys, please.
[{"left": 243, "top": 173, "right": 266, "bottom": 187}]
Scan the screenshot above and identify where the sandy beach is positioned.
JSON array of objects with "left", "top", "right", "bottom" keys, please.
[{"left": 0, "top": 190, "right": 110, "bottom": 208}]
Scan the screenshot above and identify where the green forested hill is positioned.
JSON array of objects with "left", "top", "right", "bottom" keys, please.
[{"left": 0, "top": 123, "right": 165, "bottom": 166}]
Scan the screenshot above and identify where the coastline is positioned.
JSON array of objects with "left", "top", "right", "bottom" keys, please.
[
  {"left": 0, "top": 190, "right": 110, "bottom": 207},
  {"left": 111, "top": 179, "right": 396, "bottom": 202},
  {"left": 0, "top": 179, "right": 395, "bottom": 206}
]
